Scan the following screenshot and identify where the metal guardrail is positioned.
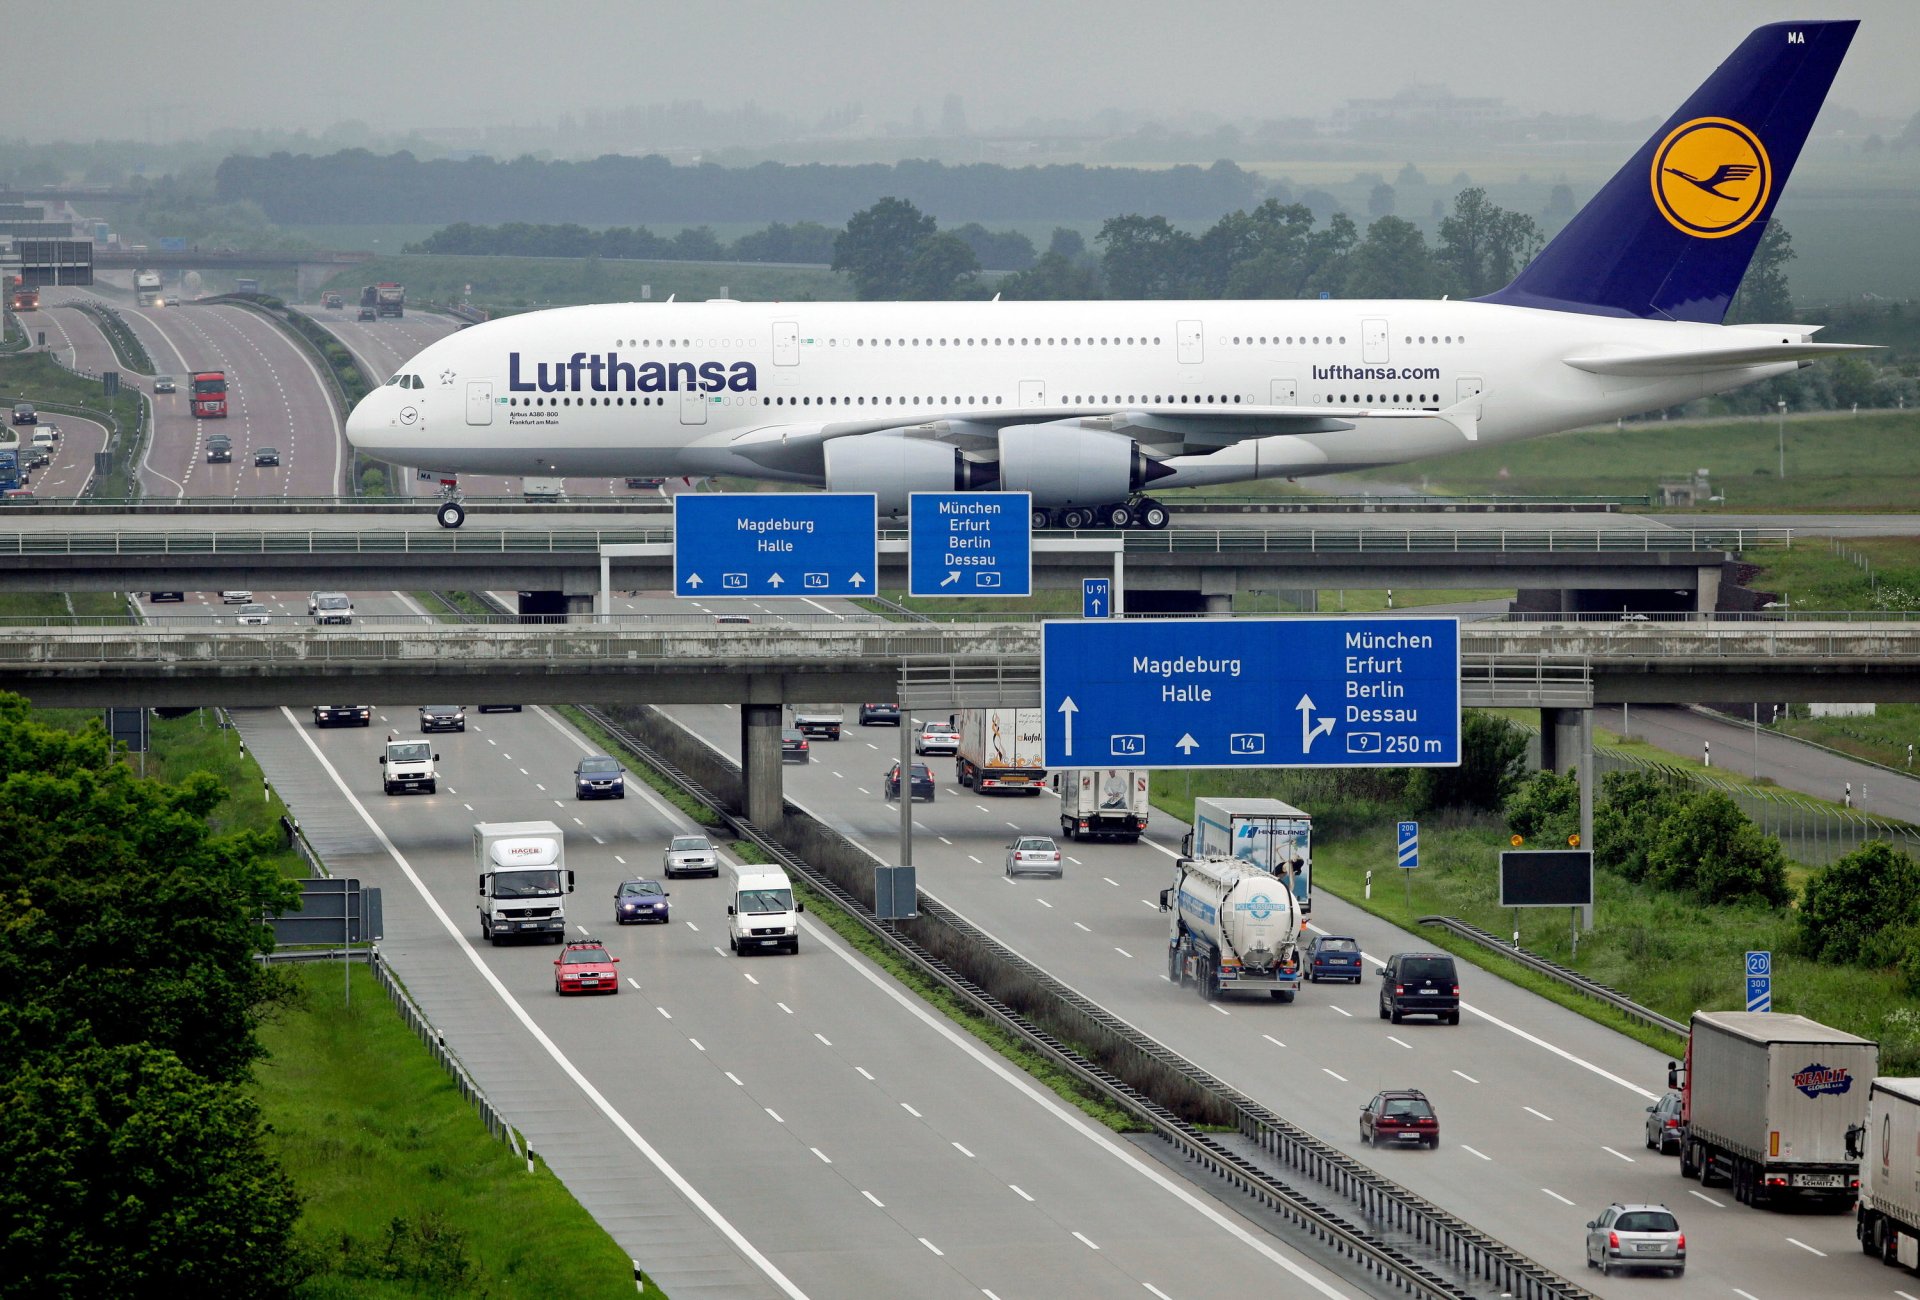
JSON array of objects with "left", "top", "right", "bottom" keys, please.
[
  {"left": 1417, "top": 916, "right": 1688, "bottom": 1038},
  {"left": 572, "top": 698, "right": 1591, "bottom": 1300}
]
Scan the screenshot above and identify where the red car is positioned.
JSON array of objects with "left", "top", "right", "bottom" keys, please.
[
  {"left": 553, "top": 941, "right": 620, "bottom": 995},
  {"left": 1360, "top": 1088, "right": 1439, "bottom": 1149}
]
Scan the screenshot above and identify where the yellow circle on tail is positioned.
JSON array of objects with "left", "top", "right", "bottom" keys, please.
[{"left": 1651, "top": 117, "right": 1772, "bottom": 239}]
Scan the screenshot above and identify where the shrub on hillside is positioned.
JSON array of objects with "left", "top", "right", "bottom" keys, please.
[
  {"left": 1646, "top": 790, "right": 1792, "bottom": 907},
  {"left": 1407, "top": 711, "right": 1526, "bottom": 813},
  {"left": 1505, "top": 769, "right": 1580, "bottom": 845},
  {"left": 1594, "top": 770, "right": 1685, "bottom": 882},
  {"left": 1799, "top": 840, "right": 1920, "bottom": 964}
]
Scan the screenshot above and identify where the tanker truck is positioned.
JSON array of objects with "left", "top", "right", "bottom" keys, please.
[{"left": 1158, "top": 855, "right": 1304, "bottom": 1003}]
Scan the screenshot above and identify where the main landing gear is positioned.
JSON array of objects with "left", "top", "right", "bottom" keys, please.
[{"left": 1032, "top": 498, "right": 1171, "bottom": 531}]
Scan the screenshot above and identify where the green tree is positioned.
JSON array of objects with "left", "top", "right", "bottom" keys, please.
[
  {"left": 832, "top": 197, "right": 938, "bottom": 300},
  {"left": 999, "top": 250, "right": 1102, "bottom": 300},
  {"left": 1343, "top": 215, "right": 1436, "bottom": 298},
  {"left": 1645, "top": 790, "right": 1791, "bottom": 907},
  {"left": 1725, "top": 220, "right": 1795, "bottom": 324},
  {"left": 1593, "top": 769, "right": 1682, "bottom": 882},
  {"left": 1435, "top": 188, "right": 1543, "bottom": 297},
  {"left": 1097, "top": 214, "right": 1197, "bottom": 299},
  {"left": 1367, "top": 182, "right": 1396, "bottom": 219},
  {"left": 1506, "top": 769, "right": 1580, "bottom": 845},
  {"left": 900, "top": 231, "right": 981, "bottom": 300},
  {"left": 1799, "top": 840, "right": 1920, "bottom": 964},
  {"left": 1406, "top": 711, "right": 1527, "bottom": 813}
]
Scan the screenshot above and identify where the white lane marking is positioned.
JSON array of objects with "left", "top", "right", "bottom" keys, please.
[
  {"left": 1115, "top": 947, "right": 1134, "bottom": 959},
  {"left": 1007, "top": 822, "right": 1020, "bottom": 830},
  {"left": 626, "top": 978, "right": 642, "bottom": 990},
  {"left": 1074, "top": 921, "right": 1091, "bottom": 932},
  {"left": 797, "top": 890, "right": 1352, "bottom": 1298},
  {"left": 1322, "top": 1068, "right": 1347, "bottom": 1082},
  {"left": 1036, "top": 898, "right": 1053, "bottom": 909},
  {"left": 765, "top": 1108, "right": 784, "bottom": 1124},
  {"left": 726, "top": 1072, "right": 744, "bottom": 1086},
  {"left": 463, "top": 803, "right": 473, "bottom": 812},
  {"left": 1263, "top": 1034, "right": 1286, "bottom": 1048},
  {"left": 1073, "top": 1231, "right": 1100, "bottom": 1250},
  {"left": 862, "top": 1190, "right": 885, "bottom": 1208},
  {"left": 534, "top": 783, "right": 545, "bottom": 791},
  {"left": 273, "top": 707, "right": 809, "bottom": 1300},
  {"left": 1894, "top": 1291, "right": 1918, "bottom": 1300},
  {"left": 1329, "top": 1006, "right": 1352, "bottom": 1018},
  {"left": 938, "top": 836, "right": 952, "bottom": 845},
  {"left": 856, "top": 1066, "right": 875, "bottom": 1081},
  {"left": 812, "top": 1147, "right": 832, "bottom": 1164},
  {"left": 968, "top": 855, "right": 982, "bottom": 864},
  {"left": 487, "top": 738, "right": 497, "bottom": 746},
  {"left": 592, "top": 835, "right": 606, "bottom": 845},
  {"left": 1786, "top": 1238, "right": 1826, "bottom": 1257},
  {"left": 1733, "top": 1291, "right": 1761, "bottom": 1300},
  {"left": 952, "top": 1142, "right": 975, "bottom": 1158},
  {"left": 777, "top": 1002, "right": 794, "bottom": 1015},
  {"left": 1103, "top": 876, "right": 1119, "bottom": 886},
  {"left": 572, "top": 817, "right": 585, "bottom": 826},
  {"left": 1524, "top": 1106, "right": 1554, "bottom": 1123},
  {"left": 518, "top": 767, "right": 528, "bottom": 775},
  {"left": 712, "top": 947, "right": 724, "bottom": 957},
  {"left": 1460, "top": 1145, "right": 1491, "bottom": 1161},
  {"left": 1211, "top": 1005, "right": 1230, "bottom": 1017},
  {"left": 919, "top": 1238, "right": 943, "bottom": 1257},
  {"left": 857, "top": 788, "right": 871, "bottom": 795},
  {"left": 901, "top": 1102, "right": 923, "bottom": 1118},
  {"left": 1452, "top": 1070, "right": 1479, "bottom": 1084},
  {"left": 688, "top": 1038, "right": 704, "bottom": 1051},
  {"left": 814, "top": 1033, "right": 832, "bottom": 1046},
  {"left": 1067, "top": 856, "right": 1083, "bottom": 866},
  {"left": 1602, "top": 1146, "right": 1635, "bottom": 1163},
  {"left": 1009, "top": 1185, "right": 1034, "bottom": 1202},
  {"left": 686, "top": 922, "right": 699, "bottom": 932},
  {"left": 657, "top": 1006, "right": 673, "bottom": 1020},
  {"left": 743, "top": 972, "right": 759, "bottom": 985},
  {"left": 1388, "top": 1036, "right": 1412, "bottom": 1049},
  {"left": 614, "top": 855, "right": 626, "bottom": 865},
  {"left": 1145, "top": 1286, "right": 1173, "bottom": 1300},
  {"left": 1142, "top": 899, "right": 1155, "bottom": 908},
  {"left": 1542, "top": 1189, "right": 1575, "bottom": 1206},
  {"left": 1688, "top": 1189, "right": 1724, "bottom": 1207}
]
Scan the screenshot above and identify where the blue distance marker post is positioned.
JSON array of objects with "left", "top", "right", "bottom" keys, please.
[
  {"left": 673, "top": 492, "right": 878, "bottom": 599},
  {"left": 1746, "top": 950, "right": 1772, "bottom": 1012},
  {"left": 907, "top": 492, "right": 1031, "bottom": 597},
  {"left": 1042, "top": 618, "right": 1460, "bottom": 770},
  {"left": 1398, "top": 820, "right": 1419, "bottom": 907},
  {"left": 1083, "top": 579, "right": 1111, "bottom": 619}
]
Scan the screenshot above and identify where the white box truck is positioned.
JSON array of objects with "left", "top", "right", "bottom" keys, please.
[
  {"left": 1860, "top": 1077, "right": 1920, "bottom": 1269},
  {"left": 955, "top": 707, "right": 1046, "bottom": 794},
  {"left": 1186, "top": 796, "right": 1314, "bottom": 917},
  {"left": 1672, "top": 1010, "right": 1877, "bottom": 1207},
  {"left": 1054, "top": 769, "right": 1149, "bottom": 842},
  {"left": 475, "top": 820, "right": 574, "bottom": 945},
  {"left": 1158, "top": 855, "right": 1303, "bottom": 1002},
  {"left": 726, "top": 866, "right": 804, "bottom": 955}
]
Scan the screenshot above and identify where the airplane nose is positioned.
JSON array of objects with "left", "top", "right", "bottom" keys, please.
[{"left": 344, "top": 391, "right": 383, "bottom": 449}]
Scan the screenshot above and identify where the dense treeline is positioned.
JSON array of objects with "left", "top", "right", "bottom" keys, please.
[
  {"left": 214, "top": 149, "right": 1263, "bottom": 225},
  {"left": 0, "top": 696, "right": 305, "bottom": 1294}
]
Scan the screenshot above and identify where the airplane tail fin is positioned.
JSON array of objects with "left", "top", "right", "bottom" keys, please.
[{"left": 1478, "top": 20, "right": 1856, "bottom": 323}]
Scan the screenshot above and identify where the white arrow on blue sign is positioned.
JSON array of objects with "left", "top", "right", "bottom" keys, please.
[
  {"left": 674, "top": 492, "right": 877, "bottom": 598},
  {"left": 1397, "top": 821, "right": 1419, "bottom": 869},
  {"left": 1083, "top": 579, "right": 1111, "bottom": 619},
  {"left": 908, "top": 492, "right": 1032, "bottom": 597}
]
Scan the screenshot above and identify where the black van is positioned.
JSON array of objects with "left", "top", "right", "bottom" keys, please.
[{"left": 1379, "top": 952, "right": 1460, "bottom": 1024}]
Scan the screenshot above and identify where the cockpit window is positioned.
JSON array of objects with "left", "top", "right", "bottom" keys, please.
[{"left": 410, "top": 375, "right": 424, "bottom": 389}]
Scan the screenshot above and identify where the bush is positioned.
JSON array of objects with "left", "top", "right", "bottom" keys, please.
[
  {"left": 1799, "top": 840, "right": 1920, "bottom": 964},
  {"left": 1406, "top": 711, "right": 1526, "bottom": 814},
  {"left": 1594, "top": 770, "right": 1684, "bottom": 882},
  {"left": 1506, "top": 769, "right": 1579, "bottom": 845},
  {"left": 1646, "top": 790, "right": 1792, "bottom": 908}
]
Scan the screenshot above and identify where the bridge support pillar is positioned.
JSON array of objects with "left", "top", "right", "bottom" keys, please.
[
  {"left": 563, "top": 593, "right": 594, "bottom": 622},
  {"left": 1539, "top": 708, "right": 1595, "bottom": 930},
  {"left": 740, "top": 703, "right": 785, "bottom": 829},
  {"left": 1203, "top": 592, "right": 1233, "bottom": 617},
  {"left": 1695, "top": 565, "right": 1722, "bottom": 613},
  {"left": 295, "top": 263, "right": 327, "bottom": 300}
]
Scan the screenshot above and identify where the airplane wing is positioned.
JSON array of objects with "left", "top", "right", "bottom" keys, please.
[{"left": 1563, "top": 340, "right": 1877, "bottom": 377}]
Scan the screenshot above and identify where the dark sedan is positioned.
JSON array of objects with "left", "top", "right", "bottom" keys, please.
[
  {"left": 418, "top": 705, "right": 466, "bottom": 733},
  {"left": 1307, "top": 934, "right": 1364, "bottom": 983},
  {"left": 574, "top": 754, "right": 626, "bottom": 799},
  {"left": 614, "top": 878, "right": 670, "bottom": 924}
]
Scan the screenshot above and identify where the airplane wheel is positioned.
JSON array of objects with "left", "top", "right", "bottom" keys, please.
[
  {"left": 1102, "top": 503, "right": 1133, "bottom": 528},
  {"left": 1060, "top": 507, "right": 1093, "bottom": 530},
  {"left": 1138, "top": 500, "right": 1171, "bottom": 529},
  {"left": 436, "top": 500, "right": 466, "bottom": 529}
]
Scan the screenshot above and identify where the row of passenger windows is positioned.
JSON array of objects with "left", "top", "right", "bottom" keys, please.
[
  {"left": 507, "top": 391, "right": 1442, "bottom": 409},
  {"left": 596, "top": 333, "right": 1469, "bottom": 353}
]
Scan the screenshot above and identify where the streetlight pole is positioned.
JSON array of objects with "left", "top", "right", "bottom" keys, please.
[{"left": 1777, "top": 399, "right": 1787, "bottom": 479}]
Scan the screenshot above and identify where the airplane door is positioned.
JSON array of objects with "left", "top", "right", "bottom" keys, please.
[
  {"left": 773, "top": 320, "right": 799, "bottom": 366},
  {"left": 1177, "top": 320, "right": 1204, "bottom": 365},
  {"left": 465, "top": 380, "right": 493, "bottom": 425},
  {"left": 680, "top": 388, "right": 708, "bottom": 425},
  {"left": 1019, "top": 378, "right": 1045, "bottom": 408},
  {"left": 1270, "top": 379, "right": 1297, "bottom": 405},
  {"left": 1363, "top": 318, "right": 1389, "bottom": 364}
]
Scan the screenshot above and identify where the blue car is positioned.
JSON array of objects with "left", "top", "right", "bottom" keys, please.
[
  {"left": 1307, "top": 934, "right": 1364, "bottom": 983},
  {"left": 614, "top": 878, "right": 670, "bottom": 924}
]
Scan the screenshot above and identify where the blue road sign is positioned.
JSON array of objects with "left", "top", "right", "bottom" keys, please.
[
  {"left": 1083, "top": 579, "right": 1112, "bottom": 619},
  {"left": 1746, "top": 950, "right": 1772, "bottom": 977},
  {"left": 1747, "top": 975, "right": 1772, "bottom": 1013},
  {"left": 1398, "top": 821, "right": 1419, "bottom": 869},
  {"left": 908, "top": 492, "right": 1031, "bottom": 597},
  {"left": 1041, "top": 617, "right": 1460, "bottom": 770},
  {"left": 674, "top": 493, "right": 877, "bottom": 598}
]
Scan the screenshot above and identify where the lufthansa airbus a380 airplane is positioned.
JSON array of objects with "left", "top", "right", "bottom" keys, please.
[{"left": 348, "top": 21, "right": 1869, "bottom": 530}]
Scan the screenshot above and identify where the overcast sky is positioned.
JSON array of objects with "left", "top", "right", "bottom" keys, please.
[{"left": 17, "top": 1, "right": 1918, "bottom": 143}]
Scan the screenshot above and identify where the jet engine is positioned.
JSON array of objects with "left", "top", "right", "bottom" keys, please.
[
  {"left": 997, "top": 424, "right": 1169, "bottom": 506},
  {"left": 822, "top": 432, "right": 993, "bottom": 515}
]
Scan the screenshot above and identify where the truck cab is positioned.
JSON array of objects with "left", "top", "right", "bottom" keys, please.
[
  {"left": 727, "top": 868, "right": 804, "bottom": 955},
  {"left": 379, "top": 734, "right": 438, "bottom": 795}
]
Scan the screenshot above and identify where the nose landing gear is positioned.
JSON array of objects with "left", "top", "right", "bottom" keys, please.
[{"left": 434, "top": 479, "right": 465, "bottom": 529}]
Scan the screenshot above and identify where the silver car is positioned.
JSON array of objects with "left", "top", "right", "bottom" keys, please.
[
  {"left": 663, "top": 834, "right": 719, "bottom": 879},
  {"left": 234, "top": 602, "right": 271, "bottom": 626},
  {"left": 1005, "top": 835, "right": 1063, "bottom": 878},
  {"left": 1585, "top": 1203, "right": 1684, "bottom": 1278}
]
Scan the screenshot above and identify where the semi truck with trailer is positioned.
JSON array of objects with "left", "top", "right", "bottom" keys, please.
[
  {"left": 1053, "top": 768, "right": 1149, "bottom": 842},
  {"left": 363, "top": 281, "right": 405, "bottom": 317},
  {"left": 1860, "top": 1077, "right": 1920, "bottom": 1269},
  {"left": 955, "top": 707, "right": 1046, "bottom": 794},
  {"left": 1158, "top": 854, "right": 1303, "bottom": 1002},
  {"left": 1186, "top": 796, "right": 1314, "bottom": 916},
  {"left": 133, "top": 268, "right": 161, "bottom": 304},
  {"left": 1671, "top": 1010, "right": 1876, "bottom": 1208},
  {"left": 475, "top": 820, "right": 573, "bottom": 945}
]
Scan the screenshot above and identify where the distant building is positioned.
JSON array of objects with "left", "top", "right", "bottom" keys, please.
[{"left": 1334, "top": 84, "right": 1513, "bottom": 135}]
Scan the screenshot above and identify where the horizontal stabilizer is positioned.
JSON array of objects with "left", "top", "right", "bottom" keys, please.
[{"left": 1563, "top": 341, "right": 1877, "bottom": 377}]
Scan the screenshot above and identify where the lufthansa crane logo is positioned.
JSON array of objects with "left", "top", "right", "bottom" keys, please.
[{"left": 1651, "top": 117, "right": 1772, "bottom": 239}]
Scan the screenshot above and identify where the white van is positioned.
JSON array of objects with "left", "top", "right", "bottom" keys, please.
[
  {"left": 727, "top": 867, "right": 804, "bottom": 955},
  {"left": 379, "top": 733, "right": 439, "bottom": 795}
]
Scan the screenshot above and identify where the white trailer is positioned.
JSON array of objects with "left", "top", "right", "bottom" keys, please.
[
  {"left": 1859, "top": 1078, "right": 1920, "bottom": 1268},
  {"left": 1054, "top": 769, "right": 1149, "bottom": 841},
  {"left": 955, "top": 707, "right": 1046, "bottom": 794},
  {"left": 1158, "top": 855, "right": 1303, "bottom": 1002},
  {"left": 1188, "top": 796, "right": 1314, "bottom": 916},
  {"left": 474, "top": 820, "right": 574, "bottom": 945},
  {"left": 1674, "top": 1010, "right": 1877, "bottom": 1207}
]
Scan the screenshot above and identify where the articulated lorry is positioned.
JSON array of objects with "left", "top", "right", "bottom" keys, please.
[
  {"left": 133, "top": 268, "right": 161, "bottom": 304},
  {"left": 1053, "top": 768, "right": 1148, "bottom": 842},
  {"left": 475, "top": 820, "right": 573, "bottom": 945},
  {"left": 1672, "top": 1010, "right": 1876, "bottom": 1208},
  {"left": 1860, "top": 1077, "right": 1920, "bottom": 1270},
  {"left": 1186, "top": 796, "right": 1314, "bottom": 916},
  {"left": 363, "top": 281, "right": 405, "bottom": 318},
  {"left": 955, "top": 707, "right": 1046, "bottom": 794},
  {"left": 1159, "top": 854, "right": 1303, "bottom": 1002}
]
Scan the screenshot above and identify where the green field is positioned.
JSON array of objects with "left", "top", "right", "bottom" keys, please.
[{"left": 1348, "top": 410, "right": 1920, "bottom": 510}]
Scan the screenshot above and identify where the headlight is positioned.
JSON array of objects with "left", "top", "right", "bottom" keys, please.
[{"left": 621, "top": 902, "right": 637, "bottom": 911}]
